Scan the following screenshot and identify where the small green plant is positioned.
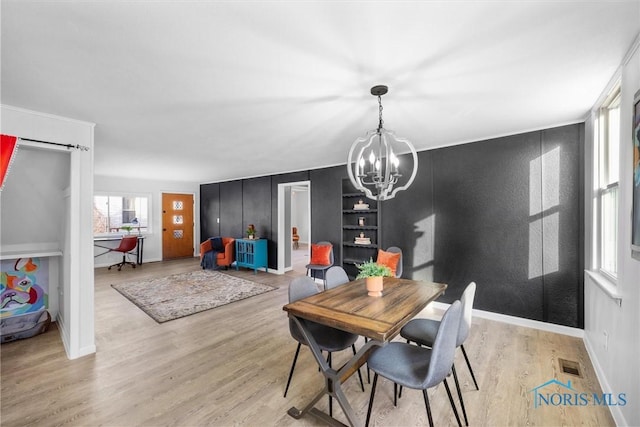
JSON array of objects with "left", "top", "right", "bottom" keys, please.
[
  {"left": 356, "top": 258, "right": 392, "bottom": 279},
  {"left": 121, "top": 225, "right": 133, "bottom": 234},
  {"left": 246, "top": 224, "right": 256, "bottom": 237}
]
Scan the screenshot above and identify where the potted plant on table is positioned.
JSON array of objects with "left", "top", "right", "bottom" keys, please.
[
  {"left": 356, "top": 258, "right": 392, "bottom": 297},
  {"left": 246, "top": 224, "right": 256, "bottom": 240}
]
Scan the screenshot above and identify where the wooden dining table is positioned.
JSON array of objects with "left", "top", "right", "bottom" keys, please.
[{"left": 283, "top": 277, "right": 447, "bottom": 427}]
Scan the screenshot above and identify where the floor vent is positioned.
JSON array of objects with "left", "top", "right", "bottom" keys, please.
[{"left": 559, "top": 358, "right": 582, "bottom": 377}]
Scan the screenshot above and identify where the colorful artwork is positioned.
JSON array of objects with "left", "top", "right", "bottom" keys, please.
[
  {"left": 633, "top": 90, "right": 640, "bottom": 253},
  {"left": 0, "top": 257, "right": 48, "bottom": 318}
]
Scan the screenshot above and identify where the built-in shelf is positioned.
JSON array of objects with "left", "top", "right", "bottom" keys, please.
[
  {"left": 343, "top": 258, "right": 371, "bottom": 266},
  {"left": 342, "top": 242, "right": 378, "bottom": 249},
  {"left": 342, "top": 209, "right": 378, "bottom": 214},
  {"left": 342, "top": 225, "right": 378, "bottom": 230},
  {"left": 341, "top": 179, "right": 380, "bottom": 279}
]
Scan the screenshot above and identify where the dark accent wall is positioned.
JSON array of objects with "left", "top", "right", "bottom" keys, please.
[
  {"left": 200, "top": 183, "right": 220, "bottom": 239},
  {"left": 431, "top": 125, "right": 583, "bottom": 327},
  {"left": 380, "top": 150, "right": 436, "bottom": 282},
  {"left": 432, "top": 131, "right": 545, "bottom": 322},
  {"left": 199, "top": 123, "right": 584, "bottom": 328},
  {"left": 310, "top": 166, "right": 344, "bottom": 259},
  {"left": 242, "top": 176, "right": 271, "bottom": 241},
  {"left": 219, "top": 180, "right": 243, "bottom": 238}
]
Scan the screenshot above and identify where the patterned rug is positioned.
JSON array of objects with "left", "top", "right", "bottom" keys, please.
[{"left": 111, "top": 270, "right": 277, "bottom": 323}]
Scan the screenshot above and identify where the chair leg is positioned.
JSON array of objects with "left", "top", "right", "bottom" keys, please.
[
  {"left": 351, "top": 345, "right": 365, "bottom": 392},
  {"left": 422, "top": 388, "right": 434, "bottom": 427},
  {"left": 364, "top": 337, "right": 370, "bottom": 383},
  {"left": 283, "top": 343, "right": 301, "bottom": 397},
  {"left": 365, "top": 373, "right": 379, "bottom": 427},
  {"left": 460, "top": 344, "right": 479, "bottom": 390},
  {"left": 328, "top": 353, "right": 333, "bottom": 417},
  {"left": 108, "top": 254, "right": 136, "bottom": 271},
  {"left": 443, "top": 378, "right": 463, "bottom": 427},
  {"left": 452, "top": 364, "right": 469, "bottom": 426},
  {"left": 394, "top": 383, "right": 398, "bottom": 407}
]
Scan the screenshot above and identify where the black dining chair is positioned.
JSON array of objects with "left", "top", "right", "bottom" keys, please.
[{"left": 284, "top": 276, "right": 365, "bottom": 416}]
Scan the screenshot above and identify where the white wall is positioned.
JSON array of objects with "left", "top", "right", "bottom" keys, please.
[
  {"left": 292, "top": 187, "right": 309, "bottom": 244},
  {"left": 1, "top": 145, "right": 69, "bottom": 321},
  {"left": 1, "top": 104, "right": 95, "bottom": 360},
  {"left": 93, "top": 175, "right": 200, "bottom": 266},
  {"left": 584, "top": 37, "right": 640, "bottom": 426}
]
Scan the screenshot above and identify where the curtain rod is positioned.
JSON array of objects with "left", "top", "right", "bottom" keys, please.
[{"left": 19, "top": 137, "right": 90, "bottom": 151}]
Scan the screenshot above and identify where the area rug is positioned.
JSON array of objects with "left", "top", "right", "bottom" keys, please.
[{"left": 111, "top": 270, "right": 277, "bottom": 323}]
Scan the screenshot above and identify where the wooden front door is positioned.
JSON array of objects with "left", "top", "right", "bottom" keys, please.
[{"left": 162, "top": 193, "right": 194, "bottom": 259}]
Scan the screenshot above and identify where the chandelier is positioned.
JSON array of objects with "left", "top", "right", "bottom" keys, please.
[{"left": 347, "top": 85, "right": 418, "bottom": 201}]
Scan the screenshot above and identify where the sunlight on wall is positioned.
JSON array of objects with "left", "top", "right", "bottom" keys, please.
[
  {"left": 414, "top": 213, "right": 435, "bottom": 280},
  {"left": 529, "top": 147, "right": 560, "bottom": 279}
]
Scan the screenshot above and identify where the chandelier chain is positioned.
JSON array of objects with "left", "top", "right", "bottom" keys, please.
[{"left": 377, "top": 95, "right": 384, "bottom": 132}]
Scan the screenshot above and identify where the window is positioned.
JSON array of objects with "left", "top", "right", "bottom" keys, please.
[
  {"left": 93, "top": 194, "right": 150, "bottom": 235},
  {"left": 595, "top": 86, "right": 620, "bottom": 280}
]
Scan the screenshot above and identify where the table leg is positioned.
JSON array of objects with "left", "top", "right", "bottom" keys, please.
[
  {"left": 287, "top": 316, "right": 381, "bottom": 427},
  {"left": 136, "top": 237, "right": 144, "bottom": 265}
]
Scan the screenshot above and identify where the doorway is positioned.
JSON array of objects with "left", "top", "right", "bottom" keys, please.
[
  {"left": 277, "top": 181, "right": 310, "bottom": 274},
  {"left": 162, "top": 193, "right": 195, "bottom": 259}
]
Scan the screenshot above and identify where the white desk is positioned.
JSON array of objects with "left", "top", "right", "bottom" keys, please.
[{"left": 94, "top": 235, "right": 145, "bottom": 265}]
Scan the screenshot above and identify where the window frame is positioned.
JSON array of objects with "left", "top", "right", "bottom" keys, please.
[
  {"left": 594, "top": 86, "right": 621, "bottom": 283},
  {"left": 93, "top": 192, "right": 152, "bottom": 237}
]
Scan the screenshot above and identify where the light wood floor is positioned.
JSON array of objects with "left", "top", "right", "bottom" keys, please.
[
  {"left": 1, "top": 259, "right": 614, "bottom": 426},
  {"left": 292, "top": 243, "right": 309, "bottom": 274}
]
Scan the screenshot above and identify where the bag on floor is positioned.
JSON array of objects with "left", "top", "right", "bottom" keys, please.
[{"left": 0, "top": 309, "right": 51, "bottom": 344}]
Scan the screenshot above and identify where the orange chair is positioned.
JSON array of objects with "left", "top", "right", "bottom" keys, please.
[
  {"left": 292, "top": 227, "right": 300, "bottom": 249},
  {"left": 108, "top": 236, "right": 139, "bottom": 271},
  {"left": 200, "top": 237, "right": 235, "bottom": 269}
]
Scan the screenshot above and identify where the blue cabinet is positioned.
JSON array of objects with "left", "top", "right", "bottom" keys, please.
[{"left": 235, "top": 239, "right": 268, "bottom": 274}]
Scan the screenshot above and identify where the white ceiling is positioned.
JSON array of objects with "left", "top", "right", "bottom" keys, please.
[{"left": 2, "top": 1, "right": 639, "bottom": 183}]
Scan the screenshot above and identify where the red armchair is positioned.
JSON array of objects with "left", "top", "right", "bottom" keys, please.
[{"left": 200, "top": 237, "right": 235, "bottom": 269}]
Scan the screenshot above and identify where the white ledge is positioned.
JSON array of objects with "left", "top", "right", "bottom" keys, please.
[
  {"left": 0, "top": 243, "right": 63, "bottom": 260},
  {"left": 0, "top": 250, "right": 63, "bottom": 260},
  {"left": 585, "top": 270, "right": 623, "bottom": 307}
]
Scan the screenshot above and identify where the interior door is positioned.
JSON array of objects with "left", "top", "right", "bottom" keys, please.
[{"left": 162, "top": 193, "right": 194, "bottom": 259}]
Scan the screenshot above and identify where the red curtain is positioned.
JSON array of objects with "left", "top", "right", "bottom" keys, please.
[{"left": 1, "top": 134, "right": 18, "bottom": 190}]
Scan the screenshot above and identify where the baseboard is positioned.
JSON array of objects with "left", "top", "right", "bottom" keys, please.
[
  {"left": 72, "top": 344, "right": 97, "bottom": 360},
  {"left": 429, "top": 301, "right": 584, "bottom": 338},
  {"left": 56, "top": 315, "right": 96, "bottom": 360},
  {"left": 56, "top": 315, "right": 71, "bottom": 358},
  {"left": 583, "top": 333, "right": 627, "bottom": 426}
]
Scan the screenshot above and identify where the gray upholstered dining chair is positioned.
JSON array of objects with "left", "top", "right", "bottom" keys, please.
[
  {"left": 325, "top": 266, "right": 350, "bottom": 290},
  {"left": 365, "top": 301, "right": 463, "bottom": 427},
  {"left": 284, "top": 276, "right": 365, "bottom": 416},
  {"left": 305, "top": 241, "right": 334, "bottom": 290},
  {"left": 385, "top": 246, "right": 403, "bottom": 278},
  {"left": 399, "top": 281, "right": 478, "bottom": 426}
]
